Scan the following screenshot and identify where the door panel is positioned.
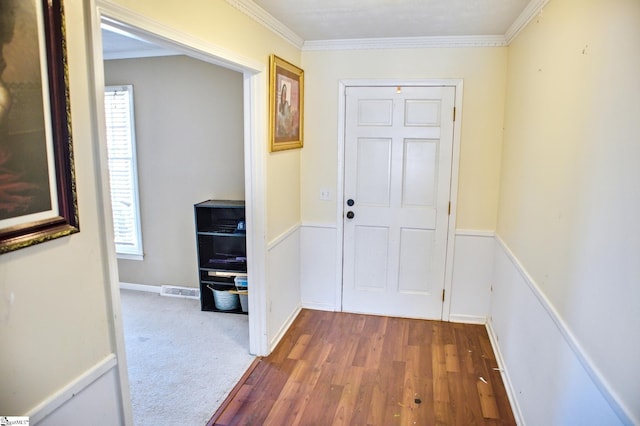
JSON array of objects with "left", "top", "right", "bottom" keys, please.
[
  {"left": 402, "top": 139, "right": 438, "bottom": 207},
  {"left": 404, "top": 100, "right": 441, "bottom": 126},
  {"left": 354, "top": 226, "right": 389, "bottom": 290},
  {"left": 342, "top": 85, "right": 455, "bottom": 319},
  {"left": 358, "top": 100, "right": 393, "bottom": 125},
  {"left": 356, "top": 138, "right": 391, "bottom": 206},
  {"left": 397, "top": 228, "right": 434, "bottom": 294}
]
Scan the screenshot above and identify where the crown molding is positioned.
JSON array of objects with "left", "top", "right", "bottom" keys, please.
[
  {"left": 225, "top": 0, "right": 304, "bottom": 49},
  {"left": 505, "top": 0, "right": 551, "bottom": 43},
  {"left": 303, "top": 35, "right": 507, "bottom": 51}
]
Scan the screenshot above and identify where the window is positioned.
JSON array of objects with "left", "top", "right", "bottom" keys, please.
[{"left": 104, "top": 85, "right": 143, "bottom": 259}]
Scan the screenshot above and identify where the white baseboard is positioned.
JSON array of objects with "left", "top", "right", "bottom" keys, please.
[
  {"left": 301, "top": 301, "right": 338, "bottom": 312},
  {"left": 455, "top": 229, "right": 495, "bottom": 237},
  {"left": 485, "top": 320, "right": 525, "bottom": 425},
  {"left": 269, "top": 305, "right": 302, "bottom": 352},
  {"left": 119, "top": 282, "right": 161, "bottom": 293},
  {"left": 26, "top": 354, "right": 121, "bottom": 424},
  {"left": 448, "top": 314, "right": 486, "bottom": 324}
]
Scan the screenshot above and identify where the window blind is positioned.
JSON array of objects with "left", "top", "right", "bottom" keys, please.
[{"left": 104, "top": 85, "right": 143, "bottom": 258}]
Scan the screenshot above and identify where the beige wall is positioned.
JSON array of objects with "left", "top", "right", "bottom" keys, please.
[
  {"left": 497, "top": 0, "right": 640, "bottom": 417},
  {"left": 0, "top": 1, "right": 115, "bottom": 414},
  {"left": 301, "top": 47, "right": 507, "bottom": 230},
  {"left": 104, "top": 55, "right": 245, "bottom": 288}
]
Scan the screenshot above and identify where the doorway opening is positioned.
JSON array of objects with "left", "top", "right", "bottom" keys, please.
[{"left": 89, "top": 8, "right": 269, "bottom": 424}]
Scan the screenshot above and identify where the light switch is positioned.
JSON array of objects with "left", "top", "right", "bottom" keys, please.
[{"left": 320, "top": 188, "right": 332, "bottom": 201}]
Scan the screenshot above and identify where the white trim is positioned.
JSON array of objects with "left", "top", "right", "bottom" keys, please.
[
  {"left": 448, "top": 314, "right": 486, "bottom": 325},
  {"left": 442, "top": 81, "right": 464, "bottom": 322},
  {"left": 495, "top": 235, "right": 637, "bottom": 425},
  {"left": 269, "top": 305, "right": 302, "bottom": 352},
  {"left": 119, "top": 282, "right": 161, "bottom": 293},
  {"left": 104, "top": 84, "right": 144, "bottom": 259},
  {"left": 267, "top": 222, "right": 301, "bottom": 251},
  {"left": 300, "top": 221, "right": 337, "bottom": 230},
  {"left": 455, "top": 229, "right": 495, "bottom": 238},
  {"left": 87, "top": 4, "right": 134, "bottom": 423},
  {"left": 485, "top": 320, "right": 526, "bottom": 425},
  {"left": 224, "top": 0, "right": 304, "bottom": 49},
  {"left": 240, "top": 77, "right": 272, "bottom": 360},
  {"left": 303, "top": 35, "right": 507, "bottom": 51},
  {"left": 116, "top": 252, "right": 144, "bottom": 261},
  {"left": 336, "top": 79, "right": 463, "bottom": 321},
  {"left": 505, "top": 0, "right": 551, "bottom": 44},
  {"left": 335, "top": 82, "right": 347, "bottom": 312},
  {"left": 244, "top": 71, "right": 269, "bottom": 357},
  {"left": 338, "top": 78, "right": 466, "bottom": 89},
  {"left": 25, "top": 354, "right": 118, "bottom": 423},
  {"left": 301, "top": 301, "right": 338, "bottom": 312}
]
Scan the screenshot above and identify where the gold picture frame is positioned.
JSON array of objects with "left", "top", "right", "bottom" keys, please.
[{"left": 269, "top": 55, "right": 303, "bottom": 152}]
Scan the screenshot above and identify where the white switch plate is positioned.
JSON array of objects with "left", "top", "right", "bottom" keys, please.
[{"left": 320, "top": 188, "right": 332, "bottom": 201}]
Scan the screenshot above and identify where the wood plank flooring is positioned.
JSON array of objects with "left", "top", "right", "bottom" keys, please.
[{"left": 208, "top": 309, "right": 516, "bottom": 426}]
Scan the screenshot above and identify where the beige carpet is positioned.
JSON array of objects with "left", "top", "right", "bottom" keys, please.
[{"left": 120, "top": 289, "right": 254, "bottom": 425}]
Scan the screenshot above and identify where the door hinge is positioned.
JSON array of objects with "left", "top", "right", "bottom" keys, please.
[
  {"left": 442, "top": 289, "right": 445, "bottom": 302},
  {"left": 453, "top": 107, "right": 456, "bottom": 122},
  {"left": 448, "top": 202, "right": 451, "bottom": 215}
]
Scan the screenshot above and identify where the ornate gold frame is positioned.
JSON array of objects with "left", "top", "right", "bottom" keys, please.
[{"left": 269, "top": 55, "right": 304, "bottom": 152}]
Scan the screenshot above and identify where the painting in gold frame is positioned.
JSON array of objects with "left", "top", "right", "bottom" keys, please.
[{"left": 269, "top": 55, "right": 303, "bottom": 152}]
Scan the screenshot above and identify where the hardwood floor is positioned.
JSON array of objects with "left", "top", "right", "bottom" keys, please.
[{"left": 208, "top": 309, "right": 516, "bottom": 425}]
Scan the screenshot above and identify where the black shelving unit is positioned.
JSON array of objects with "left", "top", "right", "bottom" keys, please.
[{"left": 194, "top": 200, "right": 247, "bottom": 313}]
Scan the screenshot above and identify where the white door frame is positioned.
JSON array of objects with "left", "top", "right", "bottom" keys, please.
[
  {"left": 335, "top": 79, "right": 463, "bottom": 320},
  {"left": 88, "top": 2, "right": 269, "bottom": 422}
]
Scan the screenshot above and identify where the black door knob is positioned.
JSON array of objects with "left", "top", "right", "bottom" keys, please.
[
  {"left": 347, "top": 199, "right": 355, "bottom": 206},
  {"left": 346, "top": 211, "right": 355, "bottom": 219}
]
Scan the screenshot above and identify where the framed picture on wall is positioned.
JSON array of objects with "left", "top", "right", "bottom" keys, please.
[
  {"left": 269, "top": 54, "right": 304, "bottom": 152},
  {"left": 0, "top": 0, "right": 79, "bottom": 254}
]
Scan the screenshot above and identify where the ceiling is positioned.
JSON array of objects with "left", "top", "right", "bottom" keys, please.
[
  {"left": 101, "top": 26, "right": 179, "bottom": 60},
  {"left": 102, "top": 0, "right": 542, "bottom": 58},
  {"left": 250, "top": 0, "right": 532, "bottom": 41}
]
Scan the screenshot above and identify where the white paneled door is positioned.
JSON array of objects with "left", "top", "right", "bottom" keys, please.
[{"left": 342, "top": 86, "right": 456, "bottom": 319}]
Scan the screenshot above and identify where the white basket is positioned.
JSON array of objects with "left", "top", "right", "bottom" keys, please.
[
  {"left": 208, "top": 285, "right": 240, "bottom": 311},
  {"left": 238, "top": 293, "right": 248, "bottom": 313}
]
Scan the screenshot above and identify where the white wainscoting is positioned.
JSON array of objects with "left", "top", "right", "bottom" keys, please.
[
  {"left": 28, "top": 354, "right": 124, "bottom": 425},
  {"left": 448, "top": 230, "right": 495, "bottom": 324},
  {"left": 266, "top": 223, "right": 302, "bottom": 352},
  {"left": 488, "top": 236, "right": 631, "bottom": 426},
  {"left": 300, "top": 225, "right": 497, "bottom": 322},
  {"left": 300, "top": 223, "right": 339, "bottom": 311}
]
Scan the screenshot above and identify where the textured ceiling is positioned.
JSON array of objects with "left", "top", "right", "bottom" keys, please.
[
  {"left": 101, "top": 27, "right": 177, "bottom": 60},
  {"left": 250, "top": 0, "right": 531, "bottom": 40}
]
